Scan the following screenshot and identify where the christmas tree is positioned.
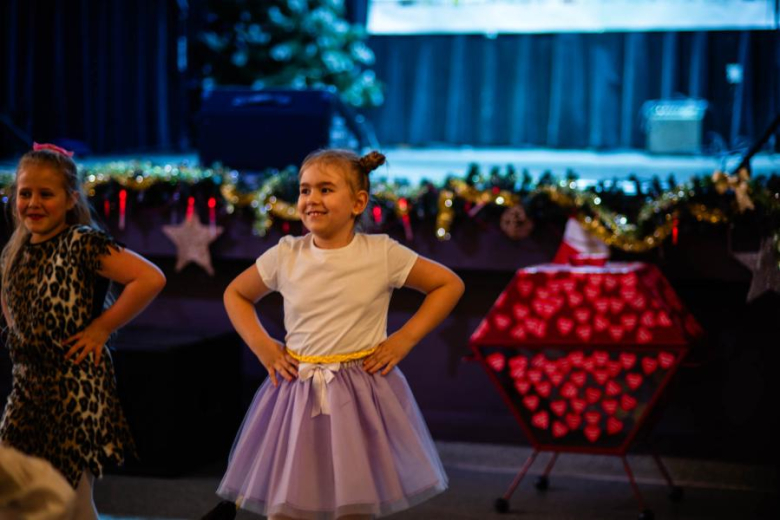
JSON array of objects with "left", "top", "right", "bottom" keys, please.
[{"left": 194, "top": 0, "right": 383, "bottom": 108}]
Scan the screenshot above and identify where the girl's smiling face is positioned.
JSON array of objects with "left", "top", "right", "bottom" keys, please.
[
  {"left": 297, "top": 162, "right": 368, "bottom": 249},
  {"left": 16, "top": 163, "right": 76, "bottom": 243}
]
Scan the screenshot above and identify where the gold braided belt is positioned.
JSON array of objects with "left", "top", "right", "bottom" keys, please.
[{"left": 286, "top": 346, "right": 377, "bottom": 364}]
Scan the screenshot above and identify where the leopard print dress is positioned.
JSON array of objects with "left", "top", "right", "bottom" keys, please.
[{"left": 0, "top": 225, "right": 135, "bottom": 488}]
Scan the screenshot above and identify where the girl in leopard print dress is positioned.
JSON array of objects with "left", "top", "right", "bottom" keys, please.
[{"left": 0, "top": 144, "right": 166, "bottom": 519}]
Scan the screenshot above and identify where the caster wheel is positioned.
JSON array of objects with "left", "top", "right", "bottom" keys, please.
[
  {"left": 494, "top": 497, "right": 509, "bottom": 513},
  {"left": 638, "top": 509, "right": 654, "bottom": 520},
  {"left": 669, "top": 486, "right": 684, "bottom": 502},
  {"left": 535, "top": 475, "right": 549, "bottom": 491}
]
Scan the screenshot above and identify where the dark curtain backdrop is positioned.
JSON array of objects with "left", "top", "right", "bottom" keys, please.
[
  {"left": 366, "top": 31, "right": 780, "bottom": 151},
  {"left": 2, "top": 1, "right": 777, "bottom": 155},
  {"left": 0, "top": 0, "right": 186, "bottom": 156}
]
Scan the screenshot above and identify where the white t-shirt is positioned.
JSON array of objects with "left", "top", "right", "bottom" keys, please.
[{"left": 256, "top": 233, "right": 419, "bottom": 358}]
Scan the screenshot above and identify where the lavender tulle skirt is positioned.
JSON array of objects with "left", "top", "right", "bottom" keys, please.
[{"left": 217, "top": 361, "right": 448, "bottom": 519}]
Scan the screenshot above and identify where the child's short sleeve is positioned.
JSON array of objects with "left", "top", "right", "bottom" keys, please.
[
  {"left": 386, "top": 237, "right": 419, "bottom": 289},
  {"left": 71, "top": 226, "right": 122, "bottom": 274},
  {"left": 255, "top": 244, "right": 281, "bottom": 291}
]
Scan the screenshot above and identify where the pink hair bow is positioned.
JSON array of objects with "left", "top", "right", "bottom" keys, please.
[{"left": 33, "top": 142, "right": 74, "bottom": 157}]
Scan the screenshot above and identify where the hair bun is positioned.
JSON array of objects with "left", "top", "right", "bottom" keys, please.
[{"left": 358, "top": 151, "right": 386, "bottom": 174}]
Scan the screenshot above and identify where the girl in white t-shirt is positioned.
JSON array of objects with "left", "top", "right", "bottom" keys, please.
[{"left": 204, "top": 149, "right": 464, "bottom": 520}]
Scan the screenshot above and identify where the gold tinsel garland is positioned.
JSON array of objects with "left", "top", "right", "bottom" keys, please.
[{"left": 1, "top": 161, "right": 778, "bottom": 256}]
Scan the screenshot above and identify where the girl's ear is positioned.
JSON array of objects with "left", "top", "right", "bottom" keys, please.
[
  {"left": 352, "top": 190, "right": 369, "bottom": 217},
  {"left": 67, "top": 191, "right": 78, "bottom": 211}
]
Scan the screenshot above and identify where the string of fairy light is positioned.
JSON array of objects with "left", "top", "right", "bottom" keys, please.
[{"left": 1, "top": 161, "right": 778, "bottom": 261}]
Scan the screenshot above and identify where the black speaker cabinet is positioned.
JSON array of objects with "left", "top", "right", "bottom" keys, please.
[{"left": 197, "top": 88, "right": 359, "bottom": 171}]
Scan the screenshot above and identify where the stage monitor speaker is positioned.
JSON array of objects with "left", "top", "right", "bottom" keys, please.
[
  {"left": 642, "top": 99, "right": 707, "bottom": 154},
  {"left": 197, "top": 88, "right": 360, "bottom": 171}
]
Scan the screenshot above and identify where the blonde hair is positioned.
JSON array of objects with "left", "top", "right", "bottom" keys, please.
[
  {"left": 299, "top": 149, "right": 386, "bottom": 220},
  {"left": 1, "top": 150, "right": 96, "bottom": 289}
]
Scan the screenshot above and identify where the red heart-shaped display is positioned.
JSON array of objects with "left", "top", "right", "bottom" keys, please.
[
  {"left": 510, "top": 363, "right": 526, "bottom": 379},
  {"left": 604, "top": 277, "right": 618, "bottom": 291},
  {"left": 594, "top": 298, "right": 610, "bottom": 313},
  {"left": 557, "top": 317, "right": 574, "bottom": 335},
  {"left": 630, "top": 295, "right": 646, "bottom": 310},
  {"left": 509, "top": 355, "right": 527, "bottom": 371},
  {"left": 609, "top": 298, "right": 626, "bottom": 314},
  {"left": 606, "top": 380, "right": 622, "bottom": 396},
  {"left": 642, "top": 357, "right": 658, "bottom": 375},
  {"left": 620, "top": 394, "right": 637, "bottom": 411},
  {"left": 607, "top": 361, "right": 622, "bottom": 378},
  {"left": 622, "top": 273, "right": 638, "bottom": 287},
  {"left": 565, "top": 413, "right": 582, "bottom": 430},
  {"left": 608, "top": 326, "right": 625, "bottom": 341},
  {"left": 512, "top": 304, "right": 530, "bottom": 320},
  {"left": 626, "top": 373, "right": 643, "bottom": 390},
  {"left": 549, "top": 372, "right": 564, "bottom": 387},
  {"left": 588, "top": 274, "right": 604, "bottom": 286},
  {"left": 584, "top": 285, "right": 601, "bottom": 300},
  {"left": 585, "top": 411, "right": 601, "bottom": 424},
  {"left": 582, "top": 358, "right": 596, "bottom": 372},
  {"left": 641, "top": 310, "right": 656, "bottom": 328},
  {"left": 571, "top": 398, "right": 587, "bottom": 413},
  {"left": 523, "top": 395, "right": 540, "bottom": 411},
  {"left": 621, "top": 314, "right": 638, "bottom": 331},
  {"left": 571, "top": 371, "right": 586, "bottom": 387},
  {"left": 562, "top": 280, "right": 576, "bottom": 292},
  {"left": 569, "top": 351, "right": 585, "bottom": 366},
  {"left": 532, "top": 353, "right": 547, "bottom": 367},
  {"left": 602, "top": 399, "right": 618, "bottom": 415},
  {"left": 486, "top": 353, "right": 505, "bottom": 372},
  {"left": 514, "top": 380, "right": 531, "bottom": 395},
  {"left": 584, "top": 425, "right": 601, "bottom": 442},
  {"left": 607, "top": 417, "right": 623, "bottom": 435},
  {"left": 526, "top": 318, "right": 547, "bottom": 338},
  {"left": 532, "top": 410, "right": 549, "bottom": 429},
  {"left": 536, "top": 288, "right": 551, "bottom": 300},
  {"left": 575, "top": 325, "right": 593, "bottom": 342},
  {"left": 657, "top": 310, "right": 673, "bottom": 327},
  {"left": 593, "top": 370, "right": 609, "bottom": 385},
  {"left": 552, "top": 421, "right": 569, "bottom": 438},
  {"left": 561, "top": 382, "right": 578, "bottom": 399},
  {"left": 594, "top": 315, "right": 610, "bottom": 332},
  {"left": 494, "top": 313, "right": 511, "bottom": 330},
  {"left": 533, "top": 300, "right": 552, "bottom": 319},
  {"left": 620, "top": 287, "right": 637, "bottom": 302},
  {"left": 550, "top": 400, "right": 567, "bottom": 417},
  {"left": 619, "top": 352, "right": 637, "bottom": 370},
  {"left": 536, "top": 381, "right": 552, "bottom": 398},
  {"left": 636, "top": 327, "right": 653, "bottom": 343},
  {"left": 574, "top": 308, "right": 591, "bottom": 323},
  {"left": 593, "top": 351, "right": 609, "bottom": 366},
  {"left": 568, "top": 292, "right": 583, "bottom": 307},
  {"left": 510, "top": 325, "right": 527, "bottom": 340},
  {"left": 528, "top": 369, "right": 543, "bottom": 383},
  {"left": 658, "top": 352, "right": 675, "bottom": 369},
  {"left": 517, "top": 279, "right": 534, "bottom": 297},
  {"left": 585, "top": 387, "right": 602, "bottom": 403}
]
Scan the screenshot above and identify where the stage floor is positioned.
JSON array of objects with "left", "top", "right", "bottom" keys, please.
[
  {"left": 96, "top": 440, "right": 776, "bottom": 519},
  {"left": 4, "top": 146, "right": 779, "bottom": 188}
]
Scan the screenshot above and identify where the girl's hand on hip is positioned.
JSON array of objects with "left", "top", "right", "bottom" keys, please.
[
  {"left": 258, "top": 339, "right": 299, "bottom": 387},
  {"left": 63, "top": 322, "right": 112, "bottom": 365},
  {"left": 363, "top": 333, "right": 415, "bottom": 375}
]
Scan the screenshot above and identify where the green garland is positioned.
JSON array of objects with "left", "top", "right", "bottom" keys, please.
[{"left": 1, "top": 161, "right": 778, "bottom": 264}]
